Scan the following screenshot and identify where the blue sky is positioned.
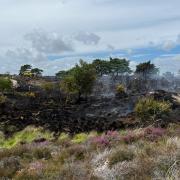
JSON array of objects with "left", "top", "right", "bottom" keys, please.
[{"left": 0, "top": 0, "right": 180, "bottom": 75}]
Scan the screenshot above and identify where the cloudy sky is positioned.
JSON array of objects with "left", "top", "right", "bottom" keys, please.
[{"left": 0, "top": 0, "right": 180, "bottom": 75}]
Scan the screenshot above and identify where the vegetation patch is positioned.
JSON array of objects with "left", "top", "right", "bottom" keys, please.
[
  {"left": 135, "top": 97, "right": 171, "bottom": 123},
  {"left": 1, "top": 126, "right": 53, "bottom": 148}
]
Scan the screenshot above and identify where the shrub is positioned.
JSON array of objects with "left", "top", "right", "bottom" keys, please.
[
  {"left": 135, "top": 97, "right": 171, "bottom": 123},
  {"left": 41, "top": 82, "right": 55, "bottom": 92},
  {"left": 57, "top": 145, "right": 87, "bottom": 164},
  {"left": 0, "top": 156, "right": 21, "bottom": 178},
  {"left": 32, "top": 147, "right": 52, "bottom": 160},
  {"left": 58, "top": 132, "right": 70, "bottom": 142},
  {"left": 25, "top": 92, "right": 36, "bottom": 98},
  {"left": 144, "top": 127, "right": 166, "bottom": 141},
  {"left": 15, "top": 161, "right": 44, "bottom": 179},
  {"left": 72, "top": 133, "right": 88, "bottom": 144},
  {"left": 116, "top": 84, "right": 125, "bottom": 94},
  {"left": 0, "top": 77, "right": 12, "bottom": 92},
  {"left": 108, "top": 149, "right": 135, "bottom": 167},
  {"left": 92, "top": 131, "right": 120, "bottom": 147},
  {"left": 0, "top": 95, "right": 7, "bottom": 104}
]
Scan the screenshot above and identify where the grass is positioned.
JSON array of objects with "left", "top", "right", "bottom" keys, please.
[
  {"left": 0, "top": 123, "right": 179, "bottom": 179},
  {"left": 1, "top": 126, "right": 53, "bottom": 148},
  {"left": 71, "top": 133, "right": 89, "bottom": 144}
]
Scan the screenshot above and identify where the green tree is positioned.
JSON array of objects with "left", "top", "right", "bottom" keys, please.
[
  {"left": 60, "top": 60, "right": 96, "bottom": 101},
  {"left": 109, "top": 58, "right": 132, "bottom": 77},
  {"left": 31, "top": 68, "right": 43, "bottom": 77},
  {"left": 19, "top": 64, "right": 32, "bottom": 76},
  {"left": 135, "top": 61, "right": 159, "bottom": 79},
  {"left": 55, "top": 70, "right": 68, "bottom": 79},
  {"left": 92, "top": 59, "right": 111, "bottom": 76}
]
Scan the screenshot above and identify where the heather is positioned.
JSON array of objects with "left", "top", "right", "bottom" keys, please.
[{"left": 0, "top": 124, "right": 179, "bottom": 179}]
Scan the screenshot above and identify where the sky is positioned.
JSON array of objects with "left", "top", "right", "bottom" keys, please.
[{"left": 0, "top": 0, "right": 180, "bottom": 75}]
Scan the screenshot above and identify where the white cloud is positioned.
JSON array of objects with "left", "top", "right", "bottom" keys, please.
[
  {"left": 160, "top": 40, "right": 176, "bottom": 51},
  {"left": 0, "top": 0, "right": 180, "bottom": 74},
  {"left": 24, "top": 30, "right": 74, "bottom": 54},
  {"left": 74, "top": 32, "right": 100, "bottom": 45},
  {"left": 153, "top": 54, "right": 180, "bottom": 74}
]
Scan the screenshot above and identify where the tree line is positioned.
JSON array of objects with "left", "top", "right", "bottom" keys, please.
[{"left": 17, "top": 58, "right": 179, "bottom": 102}]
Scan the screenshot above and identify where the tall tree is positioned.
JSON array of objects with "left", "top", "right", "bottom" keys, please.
[
  {"left": 60, "top": 60, "right": 96, "bottom": 101},
  {"left": 31, "top": 68, "right": 43, "bottom": 77},
  {"left": 92, "top": 59, "right": 110, "bottom": 76},
  {"left": 19, "top": 64, "right": 32, "bottom": 76},
  {"left": 109, "top": 58, "right": 132, "bottom": 77},
  {"left": 135, "top": 61, "right": 159, "bottom": 79}
]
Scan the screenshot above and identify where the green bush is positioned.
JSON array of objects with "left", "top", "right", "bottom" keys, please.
[
  {"left": 0, "top": 77, "right": 12, "bottom": 92},
  {"left": 116, "top": 84, "right": 125, "bottom": 94},
  {"left": 72, "top": 133, "right": 88, "bottom": 144},
  {"left": 58, "top": 132, "right": 70, "bottom": 142},
  {"left": 135, "top": 97, "right": 171, "bottom": 122}
]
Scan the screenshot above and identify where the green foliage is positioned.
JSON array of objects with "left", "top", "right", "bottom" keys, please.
[
  {"left": 19, "top": 64, "right": 43, "bottom": 77},
  {"left": 116, "top": 84, "right": 125, "bottom": 94},
  {"left": 92, "top": 59, "right": 111, "bottom": 76},
  {"left": 135, "top": 61, "right": 159, "bottom": 78},
  {"left": 19, "top": 64, "right": 32, "bottom": 76},
  {"left": 109, "top": 57, "right": 132, "bottom": 76},
  {"left": 2, "top": 126, "right": 53, "bottom": 148},
  {"left": 56, "top": 70, "right": 68, "bottom": 79},
  {"left": 60, "top": 60, "right": 96, "bottom": 99},
  {"left": 92, "top": 58, "right": 132, "bottom": 76},
  {"left": 135, "top": 97, "right": 171, "bottom": 122},
  {"left": 60, "top": 75, "right": 78, "bottom": 95},
  {"left": 31, "top": 68, "right": 43, "bottom": 77},
  {"left": 0, "top": 77, "right": 12, "bottom": 92},
  {"left": 0, "top": 125, "right": 179, "bottom": 179},
  {"left": 72, "top": 133, "right": 88, "bottom": 144},
  {"left": 58, "top": 132, "right": 70, "bottom": 142},
  {"left": 108, "top": 149, "right": 134, "bottom": 167}
]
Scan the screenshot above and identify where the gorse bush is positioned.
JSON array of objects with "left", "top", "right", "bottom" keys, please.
[
  {"left": 72, "top": 133, "right": 88, "bottom": 144},
  {"left": 116, "top": 84, "right": 125, "bottom": 94},
  {"left": 135, "top": 97, "right": 171, "bottom": 123}
]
